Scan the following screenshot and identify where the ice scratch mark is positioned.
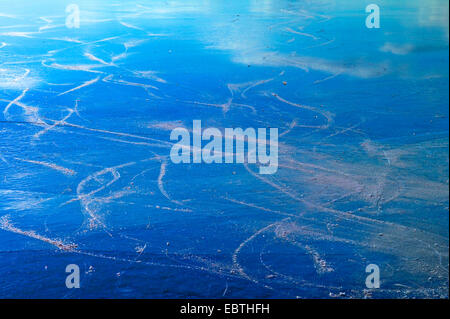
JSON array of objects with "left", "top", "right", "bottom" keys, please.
[
  {"left": 228, "top": 78, "right": 274, "bottom": 99},
  {"left": 302, "top": 244, "right": 334, "bottom": 274},
  {"left": 72, "top": 99, "right": 85, "bottom": 120},
  {"left": 283, "top": 158, "right": 351, "bottom": 177},
  {"left": 75, "top": 249, "right": 265, "bottom": 285},
  {"left": 34, "top": 109, "right": 74, "bottom": 138},
  {"left": 280, "top": 9, "right": 315, "bottom": 19},
  {"left": 244, "top": 161, "right": 368, "bottom": 221},
  {"left": 93, "top": 135, "right": 171, "bottom": 148},
  {"left": 259, "top": 248, "right": 341, "bottom": 291},
  {"left": 42, "top": 61, "right": 105, "bottom": 74},
  {"left": 223, "top": 197, "right": 296, "bottom": 217},
  {"left": 0, "top": 99, "right": 45, "bottom": 124},
  {"left": 1, "top": 92, "right": 46, "bottom": 124},
  {"left": 232, "top": 220, "right": 288, "bottom": 287},
  {"left": 279, "top": 119, "right": 297, "bottom": 138},
  {"left": 87, "top": 36, "right": 121, "bottom": 45},
  {"left": 56, "top": 121, "right": 173, "bottom": 146},
  {"left": 102, "top": 74, "right": 159, "bottom": 94},
  {"left": 284, "top": 27, "right": 319, "bottom": 40},
  {"left": 145, "top": 120, "right": 184, "bottom": 131},
  {"left": 222, "top": 282, "right": 228, "bottom": 297},
  {"left": 313, "top": 71, "right": 342, "bottom": 84},
  {"left": 0, "top": 42, "right": 7, "bottom": 49},
  {"left": 39, "top": 16, "right": 52, "bottom": 23},
  {"left": 14, "top": 69, "right": 30, "bottom": 83},
  {"left": 324, "top": 122, "right": 363, "bottom": 139},
  {"left": 119, "top": 21, "right": 144, "bottom": 31},
  {"left": 64, "top": 163, "right": 133, "bottom": 206},
  {"left": 383, "top": 150, "right": 391, "bottom": 166},
  {"left": 14, "top": 157, "right": 76, "bottom": 176},
  {"left": 84, "top": 52, "right": 112, "bottom": 66},
  {"left": 181, "top": 98, "right": 234, "bottom": 114},
  {"left": 0, "top": 215, "right": 77, "bottom": 251},
  {"left": 135, "top": 243, "right": 147, "bottom": 256},
  {"left": 3, "top": 88, "right": 28, "bottom": 115},
  {"left": 157, "top": 160, "right": 183, "bottom": 206},
  {"left": 132, "top": 70, "right": 167, "bottom": 83},
  {"left": 111, "top": 52, "right": 127, "bottom": 62},
  {"left": 124, "top": 39, "right": 147, "bottom": 50},
  {"left": 38, "top": 17, "right": 62, "bottom": 32},
  {"left": 66, "top": 162, "right": 135, "bottom": 231},
  {"left": 48, "top": 37, "right": 83, "bottom": 43},
  {"left": 57, "top": 77, "right": 100, "bottom": 96},
  {"left": 146, "top": 205, "right": 193, "bottom": 213},
  {"left": 305, "top": 38, "right": 335, "bottom": 49},
  {"left": 272, "top": 94, "right": 334, "bottom": 130},
  {"left": 0, "top": 153, "right": 8, "bottom": 164},
  {"left": 0, "top": 31, "right": 36, "bottom": 38},
  {"left": 273, "top": 223, "right": 335, "bottom": 274},
  {"left": 244, "top": 162, "right": 305, "bottom": 203}
]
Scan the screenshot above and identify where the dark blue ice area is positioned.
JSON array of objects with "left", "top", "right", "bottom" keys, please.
[{"left": 0, "top": 0, "right": 448, "bottom": 298}]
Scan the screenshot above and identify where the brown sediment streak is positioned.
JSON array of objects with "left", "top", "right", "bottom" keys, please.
[{"left": 0, "top": 215, "right": 77, "bottom": 251}]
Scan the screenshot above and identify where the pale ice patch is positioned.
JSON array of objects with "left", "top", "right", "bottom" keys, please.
[
  {"left": 380, "top": 42, "right": 414, "bottom": 55},
  {"left": 232, "top": 50, "right": 389, "bottom": 79},
  {"left": 0, "top": 190, "right": 53, "bottom": 211},
  {"left": 0, "top": 12, "right": 16, "bottom": 19},
  {"left": 145, "top": 120, "right": 185, "bottom": 131},
  {"left": 0, "top": 68, "right": 39, "bottom": 89}
]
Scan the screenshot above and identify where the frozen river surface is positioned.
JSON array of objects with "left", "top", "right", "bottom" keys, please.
[{"left": 0, "top": 0, "right": 448, "bottom": 298}]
